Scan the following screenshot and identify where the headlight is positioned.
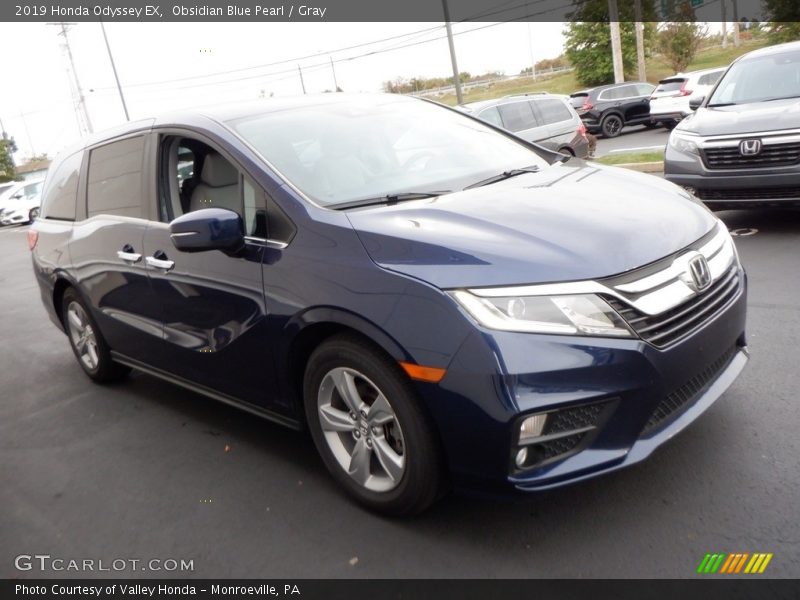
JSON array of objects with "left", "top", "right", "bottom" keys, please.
[
  {"left": 449, "top": 290, "right": 633, "bottom": 337},
  {"left": 669, "top": 131, "right": 699, "bottom": 155}
]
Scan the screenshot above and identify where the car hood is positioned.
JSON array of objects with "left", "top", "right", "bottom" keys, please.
[
  {"left": 346, "top": 161, "right": 716, "bottom": 289},
  {"left": 678, "top": 98, "right": 800, "bottom": 136}
]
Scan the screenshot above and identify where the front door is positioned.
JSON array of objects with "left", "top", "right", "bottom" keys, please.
[{"left": 141, "top": 134, "right": 273, "bottom": 406}]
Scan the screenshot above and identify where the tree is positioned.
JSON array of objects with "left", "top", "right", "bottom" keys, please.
[
  {"left": 763, "top": 0, "right": 800, "bottom": 44},
  {"left": 0, "top": 137, "right": 17, "bottom": 183},
  {"left": 564, "top": 0, "right": 657, "bottom": 87},
  {"left": 658, "top": 4, "right": 707, "bottom": 74}
]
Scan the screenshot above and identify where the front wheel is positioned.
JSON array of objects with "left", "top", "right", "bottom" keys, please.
[
  {"left": 28, "top": 207, "right": 39, "bottom": 223},
  {"left": 304, "top": 334, "right": 446, "bottom": 515},
  {"left": 601, "top": 114, "right": 624, "bottom": 138},
  {"left": 62, "top": 288, "right": 130, "bottom": 383}
]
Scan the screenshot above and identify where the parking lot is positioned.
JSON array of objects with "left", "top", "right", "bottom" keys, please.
[{"left": 1, "top": 196, "right": 799, "bottom": 578}]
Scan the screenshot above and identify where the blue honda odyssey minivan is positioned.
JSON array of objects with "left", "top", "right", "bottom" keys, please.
[{"left": 30, "top": 94, "right": 748, "bottom": 515}]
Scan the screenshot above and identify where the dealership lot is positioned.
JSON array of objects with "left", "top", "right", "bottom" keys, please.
[{"left": 1, "top": 202, "right": 799, "bottom": 578}]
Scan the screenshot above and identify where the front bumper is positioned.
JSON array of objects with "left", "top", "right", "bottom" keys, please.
[
  {"left": 665, "top": 143, "right": 800, "bottom": 207},
  {"left": 429, "top": 270, "right": 747, "bottom": 494}
]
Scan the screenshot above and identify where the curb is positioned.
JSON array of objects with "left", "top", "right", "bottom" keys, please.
[{"left": 611, "top": 161, "right": 664, "bottom": 174}]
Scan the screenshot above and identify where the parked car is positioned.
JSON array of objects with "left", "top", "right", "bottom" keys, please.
[
  {"left": 31, "top": 94, "right": 747, "bottom": 515},
  {"left": 0, "top": 179, "right": 43, "bottom": 225},
  {"left": 665, "top": 41, "right": 800, "bottom": 209},
  {"left": 458, "top": 93, "right": 590, "bottom": 157},
  {"left": 570, "top": 82, "right": 656, "bottom": 137},
  {"left": 649, "top": 68, "right": 726, "bottom": 129}
]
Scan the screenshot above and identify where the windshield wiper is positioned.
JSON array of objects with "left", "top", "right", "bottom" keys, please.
[
  {"left": 464, "top": 165, "right": 540, "bottom": 190},
  {"left": 762, "top": 95, "right": 800, "bottom": 102},
  {"left": 707, "top": 102, "right": 737, "bottom": 107},
  {"left": 332, "top": 191, "right": 451, "bottom": 210}
]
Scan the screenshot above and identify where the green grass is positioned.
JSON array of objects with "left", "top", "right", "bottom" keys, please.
[
  {"left": 597, "top": 150, "right": 664, "bottom": 165},
  {"left": 436, "top": 37, "right": 772, "bottom": 107}
]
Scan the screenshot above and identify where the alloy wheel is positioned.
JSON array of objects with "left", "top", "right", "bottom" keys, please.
[
  {"left": 317, "top": 367, "right": 406, "bottom": 493},
  {"left": 66, "top": 301, "right": 100, "bottom": 371}
]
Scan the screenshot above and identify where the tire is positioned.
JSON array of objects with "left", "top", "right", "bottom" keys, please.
[
  {"left": 304, "top": 334, "right": 446, "bottom": 516},
  {"left": 28, "top": 207, "right": 39, "bottom": 223},
  {"left": 600, "top": 113, "right": 624, "bottom": 138},
  {"left": 644, "top": 121, "right": 659, "bottom": 129},
  {"left": 62, "top": 287, "right": 130, "bottom": 383},
  {"left": 663, "top": 121, "right": 677, "bottom": 130}
]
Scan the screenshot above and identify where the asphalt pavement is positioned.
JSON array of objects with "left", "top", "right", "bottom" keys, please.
[
  {"left": 1, "top": 201, "right": 799, "bottom": 578},
  {"left": 595, "top": 124, "right": 671, "bottom": 158}
]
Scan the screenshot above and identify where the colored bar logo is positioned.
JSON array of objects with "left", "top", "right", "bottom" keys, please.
[{"left": 697, "top": 552, "right": 773, "bottom": 574}]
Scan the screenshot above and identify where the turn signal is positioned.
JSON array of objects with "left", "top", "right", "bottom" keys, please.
[{"left": 399, "top": 362, "right": 446, "bottom": 383}]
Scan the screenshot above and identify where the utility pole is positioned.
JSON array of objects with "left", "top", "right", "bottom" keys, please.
[
  {"left": 50, "top": 22, "right": 93, "bottom": 134},
  {"left": 297, "top": 64, "right": 306, "bottom": 94},
  {"left": 100, "top": 21, "right": 130, "bottom": 121},
  {"left": 527, "top": 22, "right": 537, "bottom": 82},
  {"left": 721, "top": 1, "right": 728, "bottom": 49},
  {"left": 608, "top": 0, "right": 624, "bottom": 84},
  {"left": 329, "top": 56, "right": 339, "bottom": 91},
  {"left": 441, "top": 0, "right": 463, "bottom": 105},
  {"left": 732, "top": 0, "right": 741, "bottom": 47},
  {"left": 634, "top": 0, "right": 646, "bottom": 82}
]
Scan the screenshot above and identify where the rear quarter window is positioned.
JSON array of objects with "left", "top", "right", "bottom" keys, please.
[
  {"left": 40, "top": 151, "right": 82, "bottom": 221},
  {"left": 698, "top": 71, "right": 723, "bottom": 86},
  {"left": 534, "top": 98, "right": 573, "bottom": 124},
  {"left": 87, "top": 136, "right": 145, "bottom": 219}
]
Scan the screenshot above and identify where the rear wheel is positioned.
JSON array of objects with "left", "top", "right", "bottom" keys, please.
[
  {"left": 304, "top": 334, "right": 446, "bottom": 515},
  {"left": 62, "top": 288, "right": 130, "bottom": 383},
  {"left": 663, "top": 121, "right": 677, "bottom": 130},
  {"left": 601, "top": 114, "right": 624, "bottom": 138},
  {"left": 28, "top": 207, "right": 39, "bottom": 223}
]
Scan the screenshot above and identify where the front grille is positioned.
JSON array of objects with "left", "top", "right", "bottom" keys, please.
[
  {"left": 605, "top": 264, "right": 741, "bottom": 348},
  {"left": 702, "top": 141, "right": 800, "bottom": 169},
  {"left": 696, "top": 187, "right": 800, "bottom": 201},
  {"left": 642, "top": 345, "right": 738, "bottom": 435}
]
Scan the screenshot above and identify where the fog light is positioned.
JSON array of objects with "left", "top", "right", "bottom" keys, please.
[
  {"left": 519, "top": 413, "right": 547, "bottom": 442},
  {"left": 515, "top": 447, "right": 528, "bottom": 468}
]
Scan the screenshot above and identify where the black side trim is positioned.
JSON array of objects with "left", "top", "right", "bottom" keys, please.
[{"left": 110, "top": 351, "right": 301, "bottom": 430}]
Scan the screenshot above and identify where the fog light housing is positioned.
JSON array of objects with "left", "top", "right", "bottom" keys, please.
[
  {"left": 514, "top": 447, "right": 528, "bottom": 468},
  {"left": 519, "top": 413, "right": 547, "bottom": 442}
]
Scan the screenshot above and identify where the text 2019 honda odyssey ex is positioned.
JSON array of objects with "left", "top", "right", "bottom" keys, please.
[{"left": 30, "top": 94, "right": 748, "bottom": 515}]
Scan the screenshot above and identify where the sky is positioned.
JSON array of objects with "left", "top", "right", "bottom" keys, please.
[{"left": 0, "top": 21, "right": 568, "bottom": 161}]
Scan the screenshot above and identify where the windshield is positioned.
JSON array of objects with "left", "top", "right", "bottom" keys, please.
[
  {"left": 708, "top": 49, "right": 800, "bottom": 106},
  {"left": 228, "top": 96, "right": 549, "bottom": 207}
]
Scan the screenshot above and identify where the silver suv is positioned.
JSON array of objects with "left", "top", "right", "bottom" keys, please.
[
  {"left": 665, "top": 41, "right": 800, "bottom": 209},
  {"left": 458, "top": 93, "right": 590, "bottom": 158}
]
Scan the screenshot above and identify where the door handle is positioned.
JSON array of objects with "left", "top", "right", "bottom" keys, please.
[
  {"left": 117, "top": 246, "right": 141, "bottom": 263},
  {"left": 146, "top": 254, "right": 175, "bottom": 271}
]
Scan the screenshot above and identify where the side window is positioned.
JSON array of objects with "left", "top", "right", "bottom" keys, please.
[
  {"left": 599, "top": 87, "right": 619, "bottom": 101},
  {"left": 23, "top": 181, "right": 42, "bottom": 199},
  {"left": 40, "top": 151, "right": 82, "bottom": 221},
  {"left": 698, "top": 72, "right": 722, "bottom": 86},
  {"left": 636, "top": 84, "right": 655, "bottom": 96},
  {"left": 478, "top": 106, "right": 504, "bottom": 128},
  {"left": 159, "top": 136, "right": 271, "bottom": 239},
  {"left": 535, "top": 99, "right": 573, "bottom": 124},
  {"left": 87, "top": 136, "right": 145, "bottom": 219},
  {"left": 497, "top": 101, "right": 537, "bottom": 132}
]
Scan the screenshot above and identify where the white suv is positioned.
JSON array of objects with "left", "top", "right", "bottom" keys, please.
[{"left": 650, "top": 67, "right": 726, "bottom": 129}]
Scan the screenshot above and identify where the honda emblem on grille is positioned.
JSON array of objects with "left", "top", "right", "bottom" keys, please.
[
  {"left": 739, "top": 139, "right": 762, "bottom": 156},
  {"left": 688, "top": 255, "right": 712, "bottom": 291}
]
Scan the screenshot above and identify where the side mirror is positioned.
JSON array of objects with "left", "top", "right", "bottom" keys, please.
[
  {"left": 689, "top": 96, "right": 705, "bottom": 111},
  {"left": 11, "top": 193, "right": 23, "bottom": 200},
  {"left": 169, "top": 208, "right": 244, "bottom": 255}
]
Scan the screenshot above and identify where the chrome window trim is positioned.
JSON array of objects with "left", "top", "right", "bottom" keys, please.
[{"left": 466, "top": 223, "right": 737, "bottom": 317}]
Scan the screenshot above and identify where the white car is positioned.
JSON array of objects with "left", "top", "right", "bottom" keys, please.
[
  {"left": 0, "top": 179, "right": 44, "bottom": 225},
  {"left": 649, "top": 67, "right": 726, "bottom": 129}
]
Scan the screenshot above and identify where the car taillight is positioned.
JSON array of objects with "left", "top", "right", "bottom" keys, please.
[
  {"left": 581, "top": 100, "right": 593, "bottom": 110},
  {"left": 27, "top": 229, "right": 38, "bottom": 250},
  {"left": 578, "top": 123, "right": 587, "bottom": 138},
  {"left": 680, "top": 83, "right": 692, "bottom": 96}
]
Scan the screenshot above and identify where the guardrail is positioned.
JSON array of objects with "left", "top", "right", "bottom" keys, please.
[{"left": 405, "top": 66, "right": 573, "bottom": 98}]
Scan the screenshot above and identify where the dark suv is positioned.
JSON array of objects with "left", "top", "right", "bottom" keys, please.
[
  {"left": 665, "top": 41, "right": 800, "bottom": 208},
  {"left": 30, "top": 94, "right": 747, "bottom": 515},
  {"left": 571, "top": 82, "right": 656, "bottom": 137}
]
